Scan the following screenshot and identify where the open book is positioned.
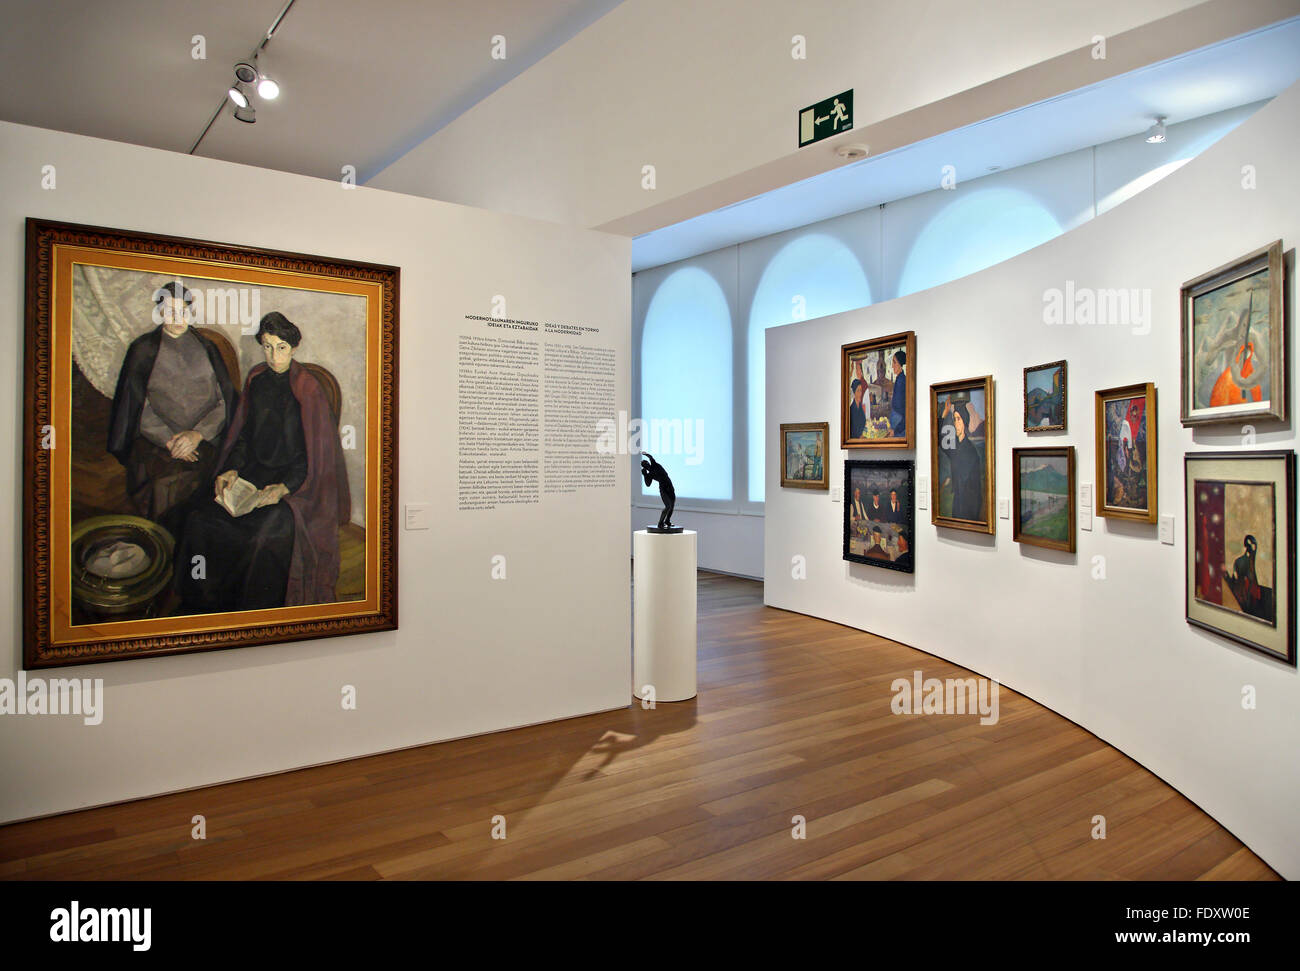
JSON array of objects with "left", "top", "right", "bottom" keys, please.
[{"left": 216, "top": 476, "right": 262, "bottom": 518}]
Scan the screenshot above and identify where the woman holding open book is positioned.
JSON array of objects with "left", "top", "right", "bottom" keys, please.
[{"left": 176, "top": 312, "right": 350, "bottom": 615}]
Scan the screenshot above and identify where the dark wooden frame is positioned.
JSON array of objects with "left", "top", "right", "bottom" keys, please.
[
  {"left": 1094, "top": 382, "right": 1157, "bottom": 523},
  {"left": 1179, "top": 240, "right": 1286, "bottom": 427},
  {"left": 929, "top": 375, "right": 995, "bottom": 534},
  {"left": 1023, "top": 360, "right": 1067, "bottom": 432},
  {"left": 779, "top": 421, "right": 830, "bottom": 490},
  {"left": 840, "top": 331, "right": 915, "bottom": 449},
  {"left": 1012, "top": 445, "right": 1076, "bottom": 553},
  {"left": 1183, "top": 450, "right": 1296, "bottom": 666},
  {"left": 843, "top": 459, "right": 915, "bottom": 573},
  {"left": 23, "top": 218, "right": 400, "bottom": 668}
]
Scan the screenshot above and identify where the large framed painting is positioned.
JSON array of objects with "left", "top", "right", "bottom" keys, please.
[
  {"left": 23, "top": 219, "right": 399, "bottom": 668},
  {"left": 1024, "top": 360, "right": 1066, "bottom": 432},
  {"left": 840, "top": 331, "right": 914, "bottom": 449},
  {"left": 929, "top": 375, "right": 994, "bottom": 534},
  {"left": 1095, "top": 383, "right": 1157, "bottom": 523},
  {"left": 1180, "top": 240, "right": 1285, "bottom": 427},
  {"left": 844, "top": 460, "right": 914, "bottom": 573},
  {"left": 1012, "top": 446, "right": 1075, "bottom": 553},
  {"left": 1184, "top": 450, "right": 1295, "bottom": 665},
  {"left": 780, "top": 422, "right": 829, "bottom": 489}
]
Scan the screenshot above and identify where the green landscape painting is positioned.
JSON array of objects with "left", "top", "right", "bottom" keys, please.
[{"left": 1018, "top": 454, "right": 1070, "bottom": 543}]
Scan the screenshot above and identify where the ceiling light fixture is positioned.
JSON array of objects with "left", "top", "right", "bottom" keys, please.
[
  {"left": 253, "top": 52, "right": 279, "bottom": 100},
  {"left": 1144, "top": 116, "right": 1167, "bottom": 144},
  {"left": 190, "top": 0, "right": 298, "bottom": 154}
]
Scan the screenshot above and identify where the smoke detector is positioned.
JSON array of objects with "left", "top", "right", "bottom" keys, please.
[{"left": 834, "top": 142, "right": 870, "bottom": 160}]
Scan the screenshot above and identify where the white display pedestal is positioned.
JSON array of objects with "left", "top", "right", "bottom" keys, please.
[{"left": 633, "top": 529, "right": 698, "bottom": 702}]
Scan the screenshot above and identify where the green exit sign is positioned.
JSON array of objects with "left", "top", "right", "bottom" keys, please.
[{"left": 798, "top": 90, "right": 853, "bottom": 147}]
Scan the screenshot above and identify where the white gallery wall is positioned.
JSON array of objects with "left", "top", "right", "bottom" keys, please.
[
  {"left": 765, "top": 82, "right": 1300, "bottom": 878},
  {"left": 0, "top": 121, "right": 631, "bottom": 822}
]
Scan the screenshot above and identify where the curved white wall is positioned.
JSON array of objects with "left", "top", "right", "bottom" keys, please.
[{"left": 764, "top": 82, "right": 1300, "bottom": 878}]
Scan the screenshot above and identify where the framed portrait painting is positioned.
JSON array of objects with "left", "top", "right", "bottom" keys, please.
[
  {"left": 844, "top": 460, "right": 914, "bottom": 573},
  {"left": 23, "top": 219, "right": 399, "bottom": 668},
  {"left": 929, "top": 376, "right": 995, "bottom": 534},
  {"left": 780, "top": 422, "right": 829, "bottom": 489},
  {"left": 1012, "top": 446, "right": 1075, "bottom": 553},
  {"left": 1180, "top": 240, "right": 1285, "bottom": 427},
  {"left": 1095, "top": 383, "right": 1157, "bottom": 523},
  {"left": 1184, "top": 450, "right": 1295, "bottom": 665},
  {"left": 1024, "top": 360, "right": 1066, "bottom": 432},
  {"left": 840, "top": 331, "right": 914, "bottom": 449}
]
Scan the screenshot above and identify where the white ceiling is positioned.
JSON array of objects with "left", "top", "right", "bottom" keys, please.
[
  {"left": 0, "top": 0, "right": 624, "bottom": 182},
  {"left": 632, "top": 16, "right": 1300, "bottom": 272}
]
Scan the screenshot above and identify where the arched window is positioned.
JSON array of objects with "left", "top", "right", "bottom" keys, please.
[
  {"left": 747, "top": 234, "right": 870, "bottom": 502},
  {"left": 897, "top": 187, "right": 1061, "bottom": 297},
  {"left": 640, "top": 267, "right": 733, "bottom": 500}
]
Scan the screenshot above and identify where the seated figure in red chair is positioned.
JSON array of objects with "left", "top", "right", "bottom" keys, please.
[{"left": 177, "top": 312, "right": 350, "bottom": 613}]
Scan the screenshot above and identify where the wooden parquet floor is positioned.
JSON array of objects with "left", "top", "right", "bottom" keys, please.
[{"left": 0, "top": 573, "right": 1279, "bottom": 880}]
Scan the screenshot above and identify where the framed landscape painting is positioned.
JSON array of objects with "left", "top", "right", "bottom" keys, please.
[
  {"left": 780, "top": 422, "right": 829, "bottom": 489},
  {"left": 1095, "top": 383, "right": 1157, "bottom": 523},
  {"left": 1024, "top": 360, "right": 1066, "bottom": 432},
  {"left": 1012, "top": 446, "right": 1075, "bottom": 553},
  {"left": 841, "top": 331, "right": 914, "bottom": 449},
  {"left": 23, "top": 219, "right": 399, "bottom": 668},
  {"left": 930, "top": 375, "right": 995, "bottom": 534},
  {"left": 1184, "top": 450, "right": 1295, "bottom": 665},
  {"left": 1180, "top": 240, "right": 1285, "bottom": 427},
  {"left": 844, "top": 460, "right": 914, "bottom": 573}
]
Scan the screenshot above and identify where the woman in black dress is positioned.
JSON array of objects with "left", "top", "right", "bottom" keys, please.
[
  {"left": 177, "top": 313, "right": 313, "bottom": 613},
  {"left": 945, "top": 401, "right": 984, "bottom": 522}
]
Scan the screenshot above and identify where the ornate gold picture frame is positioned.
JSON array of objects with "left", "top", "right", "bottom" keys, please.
[{"left": 23, "top": 219, "right": 399, "bottom": 667}]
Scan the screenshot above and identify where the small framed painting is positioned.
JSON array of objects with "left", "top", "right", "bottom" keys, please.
[
  {"left": 1185, "top": 450, "right": 1295, "bottom": 665},
  {"left": 1024, "top": 360, "right": 1066, "bottom": 432},
  {"left": 930, "top": 375, "right": 995, "bottom": 534},
  {"left": 844, "top": 459, "right": 914, "bottom": 573},
  {"left": 1012, "top": 446, "right": 1075, "bottom": 553},
  {"left": 780, "top": 422, "right": 829, "bottom": 489},
  {"left": 1095, "top": 382, "right": 1157, "bottom": 523},
  {"left": 840, "top": 331, "right": 915, "bottom": 449},
  {"left": 1180, "top": 240, "right": 1285, "bottom": 427}
]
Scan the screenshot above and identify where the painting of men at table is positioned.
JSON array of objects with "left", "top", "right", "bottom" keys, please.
[{"left": 843, "top": 460, "right": 914, "bottom": 573}]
